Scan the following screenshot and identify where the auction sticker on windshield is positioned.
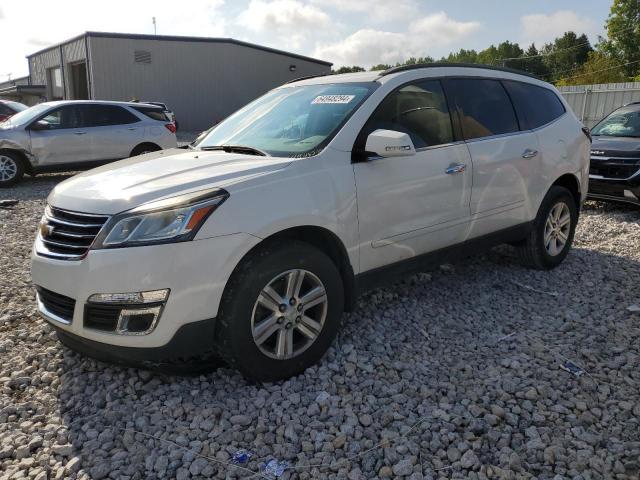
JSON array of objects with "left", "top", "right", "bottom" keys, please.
[{"left": 311, "top": 95, "right": 355, "bottom": 104}]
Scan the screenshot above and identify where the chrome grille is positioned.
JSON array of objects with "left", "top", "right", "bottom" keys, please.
[{"left": 36, "top": 206, "right": 109, "bottom": 260}]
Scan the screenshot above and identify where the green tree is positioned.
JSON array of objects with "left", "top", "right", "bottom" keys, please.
[
  {"left": 514, "top": 44, "right": 550, "bottom": 78},
  {"left": 542, "top": 32, "right": 592, "bottom": 82},
  {"left": 442, "top": 48, "right": 479, "bottom": 64},
  {"left": 332, "top": 66, "right": 365, "bottom": 74},
  {"left": 599, "top": 0, "right": 640, "bottom": 77},
  {"left": 557, "top": 51, "right": 626, "bottom": 86},
  {"left": 370, "top": 64, "right": 392, "bottom": 71}
]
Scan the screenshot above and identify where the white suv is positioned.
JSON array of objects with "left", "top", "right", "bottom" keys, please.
[
  {"left": 31, "top": 65, "right": 590, "bottom": 381},
  {"left": 0, "top": 100, "right": 177, "bottom": 186}
]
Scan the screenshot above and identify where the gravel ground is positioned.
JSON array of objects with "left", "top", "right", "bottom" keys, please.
[{"left": 1, "top": 174, "right": 639, "bottom": 480}]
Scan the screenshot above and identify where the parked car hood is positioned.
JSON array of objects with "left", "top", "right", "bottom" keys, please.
[
  {"left": 48, "top": 148, "right": 293, "bottom": 214},
  {"left": 592, "top": 136, "right": 640, "bottom": 158}
]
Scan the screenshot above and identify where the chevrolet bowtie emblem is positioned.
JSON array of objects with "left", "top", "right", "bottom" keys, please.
[{"left": 40, "top": 223, "right": 54, "bottom": 236}]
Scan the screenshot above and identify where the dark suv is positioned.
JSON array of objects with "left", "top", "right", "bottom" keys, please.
[{"left": 588, "top": 102, "right": 640, "bottom": 205}]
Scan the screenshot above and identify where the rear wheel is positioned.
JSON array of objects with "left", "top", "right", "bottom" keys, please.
[
  {"left": 0, "top": 152, "right": 25, "bottom": 187},
  {"left": 215, "top": 241, "right": 344, "bottom": 381},
  {"left": 130, "top": 143, "right": 161, "bottom": 157},
  {"left": 515, "top": 186, "right": 578, "bottom": 270}
]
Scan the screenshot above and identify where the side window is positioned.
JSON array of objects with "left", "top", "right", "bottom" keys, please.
[
  {"left": 503, "top": 81, "right": 566, "bottom": 130},
  {"left": 39, "top": 106, "right": 82, "bottom": 130},
  {"left": 359, "top": 80, "right": 454, "bottom": 150},
  {"left": 80, "top": 105, "right": 140, "bottom": 127},
  {"left": 444, "top": 79, "right": 519, "bottom": 140},
  {"left": 0, "top": 104, "right": 11, "bottom": 115},
  {"left": 132, "top": 106, "right": 169, "bottom": 122}
]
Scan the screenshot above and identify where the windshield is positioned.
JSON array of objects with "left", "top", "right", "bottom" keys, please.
[
  {"left": 591, "top": 108, "right": 640, "bottom": 137},
  {"left": 197, "top": 83, "right": 377, "bottom": 157},
  {"left": 3, "top": 103, "right": 52, "bottom": 127},
  {"left": 6, "top": 101, "right": 28, "bottom": 112}
]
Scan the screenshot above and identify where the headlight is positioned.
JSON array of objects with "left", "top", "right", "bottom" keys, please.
[{"left": 92, "top": 188, "right": 228, "bottom": 249}]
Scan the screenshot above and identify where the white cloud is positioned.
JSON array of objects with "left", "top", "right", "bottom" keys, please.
[
  {"left": 238, "top": 0, "right": 330, "bottom": 48},
  {"left": 310, "top": 0, "right": 416, "bottom": 23},
  {"left": 314, "top": 12, "right": 481, "bottom": 67},
  {"left": 521, "top": 10, "right": 598, "bottom": 46}
]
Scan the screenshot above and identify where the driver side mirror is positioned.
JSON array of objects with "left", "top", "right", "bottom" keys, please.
[
  {"left": 28, "top": 120, "right": 51, "bottom": 131},
  {"left": 364, "top": 129, "right": 416, "bottom": 158}
]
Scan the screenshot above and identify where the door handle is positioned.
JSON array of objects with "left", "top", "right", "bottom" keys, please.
[
  {"left": 522, "top": 149, "right": 538, "bottom": 159},
  {"left": 445, "top": 163, "right": 466, "bottom": 174},
  {"left": 74, "top": 131, "right": 87, "bottom": 135}
]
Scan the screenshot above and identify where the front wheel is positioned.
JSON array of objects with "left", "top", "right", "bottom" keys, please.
[
  {"left": 215, "top": 241, "right": 344, "bottom": 381},
  {"left": 0, "top": 152, "right": 25, "bottom": 187},
  {"left": 515, "top": 186, "right": 578, "bottom": 270}
]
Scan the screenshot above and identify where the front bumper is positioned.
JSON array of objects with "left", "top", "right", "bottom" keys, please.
[
  {"left": 588, "top": 176, "right": 640, "bottom": 205},
  {"left": 31, "top": 233, "right": 260, "bottom": 351}
]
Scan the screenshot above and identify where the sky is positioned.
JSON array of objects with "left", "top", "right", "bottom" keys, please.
[{"left": 0, "top": 0, "right": 613, "bottom": 81}]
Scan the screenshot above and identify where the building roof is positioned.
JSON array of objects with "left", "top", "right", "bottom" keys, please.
[{"left": 26, "top": 31, "right": 332, "bottom": 67}]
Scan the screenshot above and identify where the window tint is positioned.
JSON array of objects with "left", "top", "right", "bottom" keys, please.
[
  {"left": 0, "top": 104, "right": 11, "bottom": 115},
  {"left": 444, "top": 79, "right": 519, "bottom": 140},
  {"left": 133, "top": 106, "right": 169, "bottom": 122},
  {"left": 39, "top": 106, "right": 83, "bottom": 129},
  {"left": 359, "top": 80, "right": 453, "bottom": 149},
  {"left": 504, "top": 81, "right": 566, "bottom": 130},
  {"left": 79, "top": 105, "right": 139, "bottom": 127}
]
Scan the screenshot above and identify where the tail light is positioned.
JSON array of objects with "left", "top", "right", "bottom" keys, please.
[
  {"left": 581, "top": 126, "right": 592, "bottom": 143},
  {"left": 165, "top": 123, "right": 176, "bottom": 133}
]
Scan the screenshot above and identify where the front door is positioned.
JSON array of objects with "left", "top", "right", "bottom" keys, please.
[{"left": 353, "top": 79, "right": 472, "bottom": 272}]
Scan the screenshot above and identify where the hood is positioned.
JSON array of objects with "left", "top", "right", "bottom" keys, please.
[
  {"left": 591, "top": 136, "right": 640, "bottom": 158},
  {"left": 49, "top": 148, "right": 293, "bottom": 214}
]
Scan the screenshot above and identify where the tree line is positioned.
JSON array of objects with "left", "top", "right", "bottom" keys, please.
[{"left": 333, "top": 0, "right": 639, "bottom": 86}]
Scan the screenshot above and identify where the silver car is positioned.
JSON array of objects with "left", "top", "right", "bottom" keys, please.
[{"left": 0, "top": 100, "right": 177, "bottom": 187}]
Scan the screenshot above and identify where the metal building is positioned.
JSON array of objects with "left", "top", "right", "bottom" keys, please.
[{"left": 22, "top": 32, "right": 332, "bottom": 131}]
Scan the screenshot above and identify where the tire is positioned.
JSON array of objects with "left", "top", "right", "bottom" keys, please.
[
  {"left": 515, "top": 186, "right": 578, "bottom": 270},
  {"left": 215, "top": 241, "right": 344, "bottom": 381},
  {"left": 130, "top": 143, "right": 161, "bottom": 157},
  {"left": 0, "top": 151, "right": 25, "bottom": 187}
]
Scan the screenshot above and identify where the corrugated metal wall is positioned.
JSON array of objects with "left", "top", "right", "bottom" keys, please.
[
  {"left": 89, "top": 36, "right": 330, "bottom": 131},
  {"left": 558, "top": 82, "right": 640, "bottom": 128},
  {"left": 28, "top": 37, "right": 88, "bottom": 98}
]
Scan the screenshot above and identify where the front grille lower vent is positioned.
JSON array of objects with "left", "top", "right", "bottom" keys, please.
[
  {"left": 36, "top": 286, "right": 76, "bottom": 324},
  {"left": 590, "top": 163, "right": 640, "bottom": 180},
  {"left": 36, "top": 206, "right": 109, "bottom": 261}
]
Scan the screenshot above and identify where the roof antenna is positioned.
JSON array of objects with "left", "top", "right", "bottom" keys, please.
[{"left": 152, "top": 17, "right": 157, "bottom": 35}]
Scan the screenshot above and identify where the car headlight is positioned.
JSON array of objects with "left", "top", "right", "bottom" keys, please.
[{"left": 92, "top": 188, "right": 229, "bottom": 249}]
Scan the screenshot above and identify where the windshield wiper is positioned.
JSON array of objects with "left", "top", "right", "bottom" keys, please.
[{"left": 200, "top": 145, "right": 268, "bottom": 156}]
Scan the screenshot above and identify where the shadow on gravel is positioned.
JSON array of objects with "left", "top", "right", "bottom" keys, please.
[{"left": 51, "top": 243, "right": 640, "bottom": 479}]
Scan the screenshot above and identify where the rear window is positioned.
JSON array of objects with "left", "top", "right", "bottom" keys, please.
[
  {"left": 504, "top": 81, "right": 566, "bottom": 130},
  {"left": 444, "top": 78, "right": 519, "bottom": 140},
  {"left": 133, "top": 106, "right": 169, "bottom": 122}
]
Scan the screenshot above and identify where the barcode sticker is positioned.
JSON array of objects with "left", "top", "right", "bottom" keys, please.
[{"left": 311, "top": 95, "right": 355, "bottom": 104}]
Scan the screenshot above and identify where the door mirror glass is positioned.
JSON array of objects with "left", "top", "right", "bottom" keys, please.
[
  {"left": 365, "top": 129, "right": 416, "bottom": 158},
  {"left": 28, "top": 120, "right": 51, "bottom": 131}
]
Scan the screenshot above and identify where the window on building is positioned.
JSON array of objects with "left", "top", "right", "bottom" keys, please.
[{"left": 444, "top": 78, "right": 519, "bottom": 140}]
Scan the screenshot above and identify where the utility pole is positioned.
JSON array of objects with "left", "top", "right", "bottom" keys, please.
[{"left": 152, "top": 17, "right": 157, "bottom": 35}]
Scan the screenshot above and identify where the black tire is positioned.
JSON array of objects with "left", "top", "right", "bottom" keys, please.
[
  {"left": 0, "top": 151, "right": 25, "bottom": 187},
  {"left": 130, "top": 143, "right": 161, "bottom": 157},
  {"left": 215, "top": 241, "right": 344, "bottom": 381},
  {"left": 515, "top": 186, "right": 578, "bottom": 270}
]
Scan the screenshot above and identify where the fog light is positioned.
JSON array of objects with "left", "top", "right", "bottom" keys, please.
[
  {"left": 117, "top": 306, "right": 162, "bottom": 335},
  {"left": 88, "top": 289, "right": 169, "bottom": 304}
]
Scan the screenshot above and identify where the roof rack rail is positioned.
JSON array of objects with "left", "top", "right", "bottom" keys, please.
[
  {"left": 284, "top": 73, "right": 329, "bottom": 84},
  {"left": 378, "top": 62, "right": 540, "bottom": 80}
]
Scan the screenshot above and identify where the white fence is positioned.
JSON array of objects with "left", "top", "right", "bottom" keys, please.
[{"left": 558, "top": 82, "right": 640, "bottom": 128}]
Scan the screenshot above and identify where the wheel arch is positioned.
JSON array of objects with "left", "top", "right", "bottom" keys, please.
[
  {"left": 130, "top": 142, "right": 161, "bottom": 157},
  {"left": 228, "top": 226, "right": 357, "bottom": 312},
  {"left": 0, "top": 148, "right": 33, "bottom": 175},
  {"left": 551, "top": 173, "right": 581, "bottom": 211}
]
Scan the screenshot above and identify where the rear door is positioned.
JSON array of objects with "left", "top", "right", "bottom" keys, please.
[
  {"left": 443, "top": 78, "right": 540, "bottom": 237},
  {"left": 353, "top": 79, "right": 472, "bottom": 271},
  {"left": 78, "top": 105, "right": 142, "bottom": 160}
]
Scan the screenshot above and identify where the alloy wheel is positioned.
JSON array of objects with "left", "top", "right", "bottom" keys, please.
[
  {"left": 544, "top": 202, "right": 571, "bottom": 256},
  {"left": 0, "top": 155, "right": 17, "bottom": 182},
  {"left": 251, "top": 269, "right": 328, "bottom": 360}
]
